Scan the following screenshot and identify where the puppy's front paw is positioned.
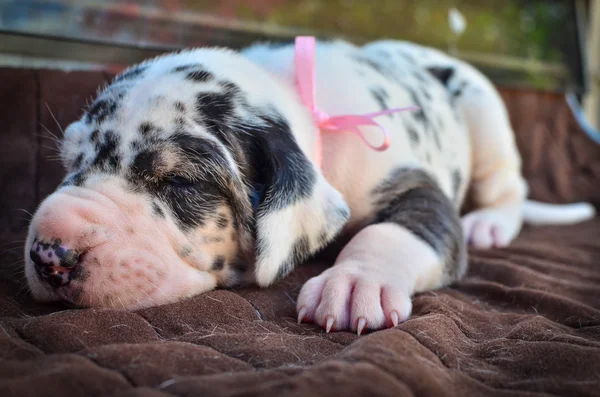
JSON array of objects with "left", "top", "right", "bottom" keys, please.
[
  {"left": 296, "top": 263, "right": 412, "bottom": 335},
  {"left": 462, "top": 205, "right": 523, "bottom": 249}
]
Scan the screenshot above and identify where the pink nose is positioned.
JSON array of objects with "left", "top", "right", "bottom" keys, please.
[{"left": 30, "top": 238, "right": 81, "bottom": 288}]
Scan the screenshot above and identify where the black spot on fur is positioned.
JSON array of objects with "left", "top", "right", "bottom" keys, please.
[
  {"left": 131, "top": 150, "right": 158, "bottom": 177},
  {"left": 186, "top": 70, "right": 214, "bottom": 83},
  {"left": 451, "top": 81, "right": 468, "bottom": 101},
  {"left": 398, "top": 83, "right": 439, "bottom": 149},
  {"left": 372, "top": 168, "right": 467, "bottom": 282},
  {"left": 72, "top": 153, "right": 84, "bottom": 169},
  {"left": 212, "top": 256, "right": 225, "bottom": 271},
  {"left": 452, "top": 169, "right": 462, "bottom": 200},
  {"left": 406, "top": 125, "right": 420, "bottom": 145},
  {"left": 351, "top": 55, "right": 388, "bottom": 78},
  {"left": 216, "top": 213, "right": 229, "bottom": 229},
  {"left": 195, "top": 92, "right": 235, "bottom": 133},
  {"left": 138, "top": 122, "right": 163, "bottom": 137},
  {"left": 62, "top": 172, "right": 86, "bottom": 187},
  {"left": 173, "top": 64, "right": 202, "bottom": 73},
  {"left": 448, "top": 82, "right": 468, "bottom": 122},
  {"left": 114, "top": 66, "right": 147, "bottom": 83},
  {"left": 220, "top": 81, "right": 248, "bottom": 107},
  {"left": 139, "top": 122, "right": 153, "bottom": 136},
  {"left": 90, "top": 129, "right": 100, "bottom": 143},
  {"left": 370, "top": 87, "right": 390, "bottom": 115},
  {"left": 404, "top": 86, "right": 428, "bottom": 126},
  {"left": 86, "top": 99, "right": 118, "bottom": 124},
  {"left": 426, "top": 67, "right": 455, "bottom": 87},
  {"left": 219, "top": 81, "right": 242, "bottom": 96},
  {"left": 130, "top": 140, "right": 143, "bottom": 152},
  {"left": 152, "top": 201, "right": 165, "bottom": 218},
  {"left": 174, "top": 102, "right": 186, "bottom": 112},
  {"left": 91, "top": 130, "right": 121, "bottom": 171}
]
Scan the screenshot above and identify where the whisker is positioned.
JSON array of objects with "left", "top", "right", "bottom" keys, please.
[
  {"left": 0, "top": 238, "right": 27, "bottom": 247},
  {"left": 17, "top": 208, "right": 34, "bottom": 218},
  {"left": 15, "top": 282, "right": 30, "bottom": 297},
  {"left": 44, "top": 156, "right": 63, "bottom": 163},
  {"left": 45, "top": 103, "right": 65, "bottom": 136},
  {"left": 0, "top": 247, "right": 27, "bottom": 256},
  {"left": 39, "top": 124, "right": 62, "bottom": 143},
  {"left": 7, "top": 257, "right": 25, "bottom": 266},
  {"left": 9, "top": 269, "right": 26, "bottom": 278},
  {"left": 41, "top": 144, "right": 61, "bottom": 154}
]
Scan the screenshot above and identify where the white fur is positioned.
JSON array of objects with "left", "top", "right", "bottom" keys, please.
[{"left": 523, "top": 201, "right": 596, "bottom": 225}]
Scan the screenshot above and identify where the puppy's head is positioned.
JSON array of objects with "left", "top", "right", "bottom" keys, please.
[{"left": 25, "top": 49, "right": 349, "bottom": 309}]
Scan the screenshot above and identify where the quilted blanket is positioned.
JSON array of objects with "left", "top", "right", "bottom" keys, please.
[{"left": 1, "top": 68, "right": 599, "bottom": 397}]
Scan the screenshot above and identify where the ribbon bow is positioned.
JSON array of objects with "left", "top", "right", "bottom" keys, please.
[{"left": 295, "top": 36, "right": 419, "bottom": 168}]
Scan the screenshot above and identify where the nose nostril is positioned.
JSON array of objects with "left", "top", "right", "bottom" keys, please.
[
  {"left": 29, "top": 238, "right": 81, "bottom": 288},
  {"left": 61, "top": 250, "right": 81, "bottom": 269},
  {"left": 48, "top": 273, "right": 65, "bottom": 288}
]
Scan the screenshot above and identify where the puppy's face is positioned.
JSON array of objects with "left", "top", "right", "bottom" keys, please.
[{"left": 24, "top": 50, "right": 350, "bottom": 309}]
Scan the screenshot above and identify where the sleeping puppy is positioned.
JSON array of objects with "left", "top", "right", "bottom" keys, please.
[{"left": 24, "top": 39, "right": 595, "bottom": 334}]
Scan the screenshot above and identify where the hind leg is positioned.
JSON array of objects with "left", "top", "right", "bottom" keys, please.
[
  {"left": 454, "top": 64, "right": 528, "bottom": 248},
  {"left": 362, "top": 41, "right": 528, "bottom": 248}
]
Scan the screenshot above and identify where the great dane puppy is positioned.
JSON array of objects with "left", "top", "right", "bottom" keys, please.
[{"left": 24, "top": 39, "right": 594, "bottom": 334}]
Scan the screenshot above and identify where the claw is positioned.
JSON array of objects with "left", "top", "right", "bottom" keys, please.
[
  {"left": 325, "top": 316, "right": 334, "bottom": 333},
  {"left": 357, "top": 317, "right": 367, "bottom": 336},
  {"left": 297, "top": 307, "right": 308, "bottom": 324},
  {"left": 391, "top": 311, "right": 399, "bottom": 327}
]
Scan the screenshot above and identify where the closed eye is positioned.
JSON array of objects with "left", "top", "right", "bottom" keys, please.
[{"left": 166, "top": 175, "right": 195, "bottom": 187}]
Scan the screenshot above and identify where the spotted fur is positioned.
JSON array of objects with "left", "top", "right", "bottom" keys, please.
[{"left": 26, "top": 38, "right": 563, "bottom": 330}]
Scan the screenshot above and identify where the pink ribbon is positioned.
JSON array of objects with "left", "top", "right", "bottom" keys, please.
[{"left": 295, "top": 36, "right": 419, "bottom": 168}]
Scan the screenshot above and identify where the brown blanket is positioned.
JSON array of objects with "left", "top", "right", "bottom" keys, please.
[{"left": 1, "top": 69, "right": 599, "bottom": 397}]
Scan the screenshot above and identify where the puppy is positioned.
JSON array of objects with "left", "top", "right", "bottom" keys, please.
[{"left": 24, "top": 39, "right": 595, "bottom": 334}]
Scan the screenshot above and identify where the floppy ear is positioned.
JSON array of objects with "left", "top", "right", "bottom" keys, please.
[{"left": 244, "top": 115, "right": 350, "bottom": 286}]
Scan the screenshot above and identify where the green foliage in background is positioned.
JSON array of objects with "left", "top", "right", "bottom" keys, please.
[{"left": 179, "top": 0, "right": 572, "bottom": 63}]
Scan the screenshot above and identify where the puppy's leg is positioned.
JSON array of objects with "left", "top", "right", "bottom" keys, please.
[
  {"left": 297, "top": 169, "right": 466, "bottom": 333},
  {"left": 454, "top": 65, "right": 528, "bottom": 248}
]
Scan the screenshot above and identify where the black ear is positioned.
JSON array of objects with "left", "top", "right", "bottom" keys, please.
[{"left": 240, "top": 113, "right": 350, "bottom": 286}]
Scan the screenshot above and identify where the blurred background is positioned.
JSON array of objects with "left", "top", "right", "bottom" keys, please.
[{"left": 0, "top": 0, "right": 598, "bottom": 131}]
